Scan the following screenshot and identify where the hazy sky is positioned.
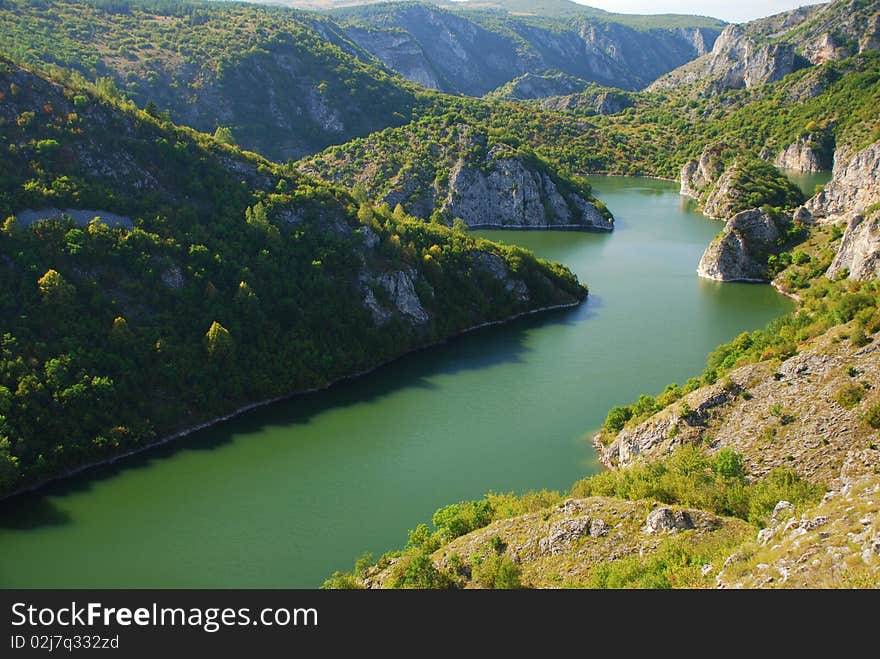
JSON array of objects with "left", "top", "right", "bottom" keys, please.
[{"left": 573, "top": 1, "right": 827, "bottom": 23}]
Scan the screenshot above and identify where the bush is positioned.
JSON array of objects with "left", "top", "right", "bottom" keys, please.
[
  {"left": 714, "top": 448, "right": 745, "bottom": 480},
  {"left": 386, "top": 551, "right": 454, "bottom": 589},
  {"left": 603, "top": 405, "right": 633, "bottom": 433},
  {"left": 432, "top": 499, "right": 493, "bottom": 540},
  {"left": 471, "top": 552, "right": 522, "bottom": 589},
  {"left": 864, "top": 402, "right": 880, "bottom": 429},
  {"left": 834, "top": 383, "right": 865, "bottom": 409},
  {"left": 747, "top": 468, "right": 823, "bottom": 527}
]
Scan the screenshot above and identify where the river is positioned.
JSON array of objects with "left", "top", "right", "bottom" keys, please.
[{"left": 0, "top": 177, "right": 795, "bottom": 588}]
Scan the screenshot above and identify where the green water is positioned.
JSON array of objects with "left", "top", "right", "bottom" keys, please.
[
  {"left": 0, "top": 177, "right": 794, "bottom": 588},
  {"left": 781, "top": 169, "right": 833, "bottom": 197}
]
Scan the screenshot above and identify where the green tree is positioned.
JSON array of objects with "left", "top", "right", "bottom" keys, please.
[
  {"left": 37, "top": 269, "right": 75, "bottom": 307},
  {"left": 213, "top": 126, "right": 236, "bottom": 146},
  {"left": 205, "top": 321, "right": 234, "bottom": 360}
]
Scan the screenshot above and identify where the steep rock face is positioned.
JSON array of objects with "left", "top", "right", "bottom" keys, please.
[
  {"left": 697, "top": 209, "right": 780, "bottom": 282},
  {"left": 443, "top": 147, "right": 613, "bottom": 231},
  {"left": 648, "top": 0, "right": 880, "bottom": 94},
  {"left": 344, "top": 26, "right": 442, "bottom": 90},
  {"left": 702, "top": 165, "right": 744, "bottom": 218},
  {"left": 826, "top": 213, "right": 880, "bottom": 280},
  {"left": 650, "top": 23, "right": 808, "bottom": 92},
  {"left": 774, "top": 137, "right": 832, "bottom": 172},
  {"left": 537, "top": 87, "right": 635, "bottom": 115},
  {"left": 803, "top": 141, "right": 880, "bottom": 224},
  {"left": 680, "top": 145, "right": 725, "bottom": 200},
  {"left": 338, "top": 4, "right": 720, "bottom": 94}
]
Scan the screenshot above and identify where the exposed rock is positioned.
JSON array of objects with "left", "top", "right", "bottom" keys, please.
[
  {"left": 774, "top": 137, "right": 832, "bottom": 173},
  {"left": 598, "top": 328, "right": 880, "bottom": 487},
  {"left": 14, "top": 208, "right": 133, "bottom": 229},
  {"left": 364, "top": 496, "right": 748, "bottom": 589},
  {"left": 540, "top": 516, "right": 593, "bottom": 555},
  {"left": 697, "top": 209, "right": 780, "bottom": 282},
  {"left": 344, "top": 26, "right": 443, "bottom": 91},
  {"left": 826, "top": 213, "right": 880, "bottom": 280},
  {"left": 339, "top": 3, "right": 721, "bottom": 95},
  {"left": 443, "top": 145, "right": 612, "bottom": 231},
  {"left": 643, "top": 508, "right": 695, "bottom": 534},
  {"left": 802, "top": 32, "right": 846, "bottom": 65},
  {"left": 680, "top": 146, "right": 724, "bottom": 200},
  {"left": 804, "top": 141, "right": 880, "bottom": 224},
  {"left": 160, "top": 265, "right": 184, "bottom": 290},
  {"left": 377, "top": 270, "right": 429, "bottom": 324},
  {"left": 772, "top": 501, "right": 796, "bottom": 522},
  {"left": 649, "top": 23, "right": 808, "bottom": 93}
]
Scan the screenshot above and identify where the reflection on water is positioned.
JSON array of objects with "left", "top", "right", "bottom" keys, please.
[{"left": 0, "top": 177, "right": 794, "bottom": 588}]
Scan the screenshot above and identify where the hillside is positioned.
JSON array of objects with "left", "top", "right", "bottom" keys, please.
[
  {"left": 0, "top": 0, "right": 425, "bottom": 160},
  {"left": 325, "top": 229, "right": 880, "bottom": 588},
  {"left": 330, "top": 1, "right": 722, "bottom": 94},
  {"left": 649, "top": 0, "right": 880, "bottom": 94},
  {"left": 297, "top": 108, "right": 613, "bottom": 230},
  {"left": 0, "top": 58, "right": 586, "bottom": 498}
]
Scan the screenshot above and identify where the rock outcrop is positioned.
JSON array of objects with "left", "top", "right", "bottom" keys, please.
[
  {"left": 537, "top": 87, "right": 635, "bottom": 115},
  {"left": 443, "top": 146, "right": 613, "bottom": 231},
  {"left": 649, "top": 23, "right": 808, "bottom": 93},
  {"left": 826, "top": 213, "right": 880, "bottom": 280},
  {"left": 337, "top": 3, "right": 721, "bottom": 95},
  {"left": 697, "top": 209, "right": 780, "bottom": 282},
  {"left": 680, "top": 146, "right": 725, "bottom": 200},
  {"left": 361, "top": 496, "right": 746, "bottom": 589},
  {"left": 597, "top": 328, "right": 880, "bottom": 486},
  {"left": 774, "top": 137, "right": 832, "bottom": 173},
  {"left": 803, "top": 141, "right": 880, "bottom": 224}
]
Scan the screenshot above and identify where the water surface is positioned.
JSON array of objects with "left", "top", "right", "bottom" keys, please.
[{"left": 0, "top": 177, "right": 794, "bottom": 587}]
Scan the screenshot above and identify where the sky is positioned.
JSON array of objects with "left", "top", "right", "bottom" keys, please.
[{"left": 571, "top": 0, "right": 827, "bottom": 23}]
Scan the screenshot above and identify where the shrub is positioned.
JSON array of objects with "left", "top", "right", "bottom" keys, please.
[
  {"left": 747, "top": 468, "right": 823, "bottom": 527},
  {"left": 834, "top": 383, "right": 865, "bottom": 409},
  {"left": 471, "top": 552, "right": 522, "bottom": 589},
  {"left": 603, "top": 405, "right": 633, "bottom": 433},
  {"left": 432, "top": 499, "right": 493, "bottom": 539},
  {"left": 863, "top": 402, "right": 880, "bottom": 429}
]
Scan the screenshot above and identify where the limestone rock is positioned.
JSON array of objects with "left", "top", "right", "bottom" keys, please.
[
  {"left": 443, "top": 145, "right": 613, "bottom": 231},
  {"left": 774, "top": 137, "right": 832, "bottom": 173},
  {"left": 804, "top": 141, "right": 880, "bottom": 225},
  {"left": 378, "top": 270, "right": 429, "bottom": 324},
  {"left": 680, "top": 145, "right": 724, "bottom": 200},
  {"left": 697, "top": 209, "right": 780, "bottom": 282},
  {"left": 643, "top": 508, "right": 695, "bottom": 534},
  {"left": 826, "top": 213, "right": 880, "bottom": 281}
]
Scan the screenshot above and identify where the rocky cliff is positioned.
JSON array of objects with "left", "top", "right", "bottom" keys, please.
[
  {"left": 334, "top": 2, "right": 721, "bottom": 95},
  {"left": 697, "top": 209, "right": 780, "bottom": 282},
  {"left": 803, "top": 141, "right": 880, "bottom": 224},
  {"left": 774, "top": 136, "right": 833, "bottom": 173},
  {"left": 299, "top": 123, "right": 613, "bottom": 231},
  {"left": 534, "top": 86, "right": 635, "bottom": 116},
  {"left": 680, "top": 150, "right": 803, "bottom": 219},
  {"left": 442, "top": 146, "right": 612, "bottom": 231},
  {"left": 649, "top": 0, "right": 880, "bottom": 94},
  {"left": 826, "top": 212, "right": 880, "bottom": 280}
]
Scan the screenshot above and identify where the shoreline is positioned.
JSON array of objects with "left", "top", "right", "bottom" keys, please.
[{"left": 0, "top": 298, "right": 583, "bottom": 503}]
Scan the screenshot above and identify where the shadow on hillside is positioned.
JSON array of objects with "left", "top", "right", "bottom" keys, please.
[{"left": 0, "top": 302, "right": 596, "bottom": 530}]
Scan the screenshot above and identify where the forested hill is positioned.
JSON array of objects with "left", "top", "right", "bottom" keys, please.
[
  {"left": 0, "top": 59, "right": 586, "bottom": 497},
  {"left": 329, "top": 1, "right": 723, "bottom": 95},
  {"left": 0, "top": 0, "right": 424, "bottom": 160}
]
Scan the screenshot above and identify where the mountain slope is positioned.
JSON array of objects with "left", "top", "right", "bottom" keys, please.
[
  {"left": 328, "top": 1, "right": 722, "bottom": 95},
  {"left": 649, "top": 0, "right": 880, "bottom": 93},
  {"left": 0, "top": 59, "right": 586, "bottom": 497},
  {"left": 0, "top": 0, "right": 425, "bottom": 160}
]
